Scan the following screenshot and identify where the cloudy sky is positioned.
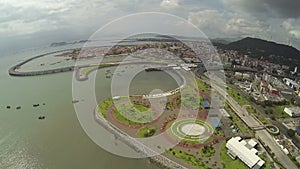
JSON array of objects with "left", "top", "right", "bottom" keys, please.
[{"left": 1, "top": 0, "right": 300, "bottom": 55}]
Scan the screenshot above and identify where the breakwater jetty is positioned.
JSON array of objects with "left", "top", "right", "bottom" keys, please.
[{"left": 8, "top": 50, "right": 75, "bottom": 76}]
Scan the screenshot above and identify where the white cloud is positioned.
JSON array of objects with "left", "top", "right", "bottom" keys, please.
[
  {"left": 0, "top": 19, "right": 60, "bottom": 36},
  {"left": 0, "top": 0, "right": 121, "bottom": 37},
  {"left": 188, "top": 9, "right": 268, "bottom": 38},
  {"left": 282, "top": 19, "right": 300, "bottom": 39},
  {"left": 0, "top": 0, "right": 300, "bottom": 52},
  {"left": 282, "top": 19, "right": 294, "bottom": 30},
  {"left": 289, "top": 30, "right": 300, "bottom": 39},
  {"left": 160, "top": 0, "right": 179, "bottom": 9}
]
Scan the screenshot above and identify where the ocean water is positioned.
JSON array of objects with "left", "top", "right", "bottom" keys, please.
[{"left": 0, "top": 44, "right": 177, "bottom": 169}]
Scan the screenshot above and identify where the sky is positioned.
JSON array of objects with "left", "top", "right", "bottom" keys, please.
[{"left": 1, "top": 0, "right": 300, "bottom": 55}]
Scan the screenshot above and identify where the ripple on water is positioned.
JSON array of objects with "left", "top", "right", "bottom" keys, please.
[{"left": 0, "top": 132, "right": 43, "bottom": 169}]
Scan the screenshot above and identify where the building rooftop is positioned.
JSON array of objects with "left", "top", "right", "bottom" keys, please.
[
  {"left": 202, "top": 101, "right": 210, "bottom": 108},
  {"left": 210, "top": 117, "right": 221, "bottom": 127},
  {"left": 247, "top": 139, "right": 258, "bottom": 148},
  {"left": 284, "top": 107, "right": 300, "bottom": 117},
  {"left": 220, "top": 108, "right": 230, "bottom": 117},
  {"left": 296, "top": 126, "right": 300, "bottom": 135},
  {"left": 226, "top": 137, "right": 265, "bottom": 168}
]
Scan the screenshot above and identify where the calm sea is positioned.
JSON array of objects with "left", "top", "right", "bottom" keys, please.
[{"left": 0, "top": 43, "right": 179, "bottom": 169}]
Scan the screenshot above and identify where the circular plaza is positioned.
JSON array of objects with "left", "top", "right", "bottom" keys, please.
[{"left": 168, "top": 118, "right": 214, "bottom": 144}]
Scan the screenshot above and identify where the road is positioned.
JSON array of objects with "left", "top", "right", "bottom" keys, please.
[{"left": 197, "top": 72, "right": 298, "bottom": 169}]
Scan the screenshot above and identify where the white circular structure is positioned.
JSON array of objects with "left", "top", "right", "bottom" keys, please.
[{"left": 181, "top": 123, "right": 205, "bottom": 136}]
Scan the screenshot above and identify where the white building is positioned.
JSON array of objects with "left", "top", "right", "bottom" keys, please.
[
  {"left": 283, "top": 78, "right": 300, "bottom": 90},
  {"left": 235, "top": 72, "right": 243, "bottom": 78},
  {"left": 284, "top": 107, "right": 300, "bottom": 117},
  {"left": 234, "top": 72, "right": 253, "bottom": 81},
  {"left": 220, "top": 109, "right": 230, "bottom": 117},
  {"left": 167, "top": 64, "right": 177, "bottom": 67},
  {"left": 182, "top": 66, "right": 191, "bottom": 71},
  {"left": 226, "top": 137, "right": 265, "bottom": 169},
  {"left": 172, "top": 66, "right": 181, "bottom": 70}
]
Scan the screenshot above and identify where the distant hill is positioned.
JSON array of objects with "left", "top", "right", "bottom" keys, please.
[
  {"left": 211, "top": 37, "right": 242, "bottom": 45},
  {"left": 223, "top": 37, "right": 300, "bottom": 67},
  {"left": 50, "top": 40, "right": 88, "bottom": 47}
]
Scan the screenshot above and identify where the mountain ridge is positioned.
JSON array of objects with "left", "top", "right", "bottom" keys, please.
[{"left": 222, "top": 37, "right": 300, "bottom": 67}]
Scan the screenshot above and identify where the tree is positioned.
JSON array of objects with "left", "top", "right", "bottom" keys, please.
[
  {"left": 291, "top": 97, "right": 295, "bottom": 105},
  {"left": 265, "top": 110, "right": 269, "bottom": 115},
  {"left": 270, "top": 116, "right": 276, "bottom": 121},
  {"left": 287, "top": 129, "right": 295, "bottom": 138}
]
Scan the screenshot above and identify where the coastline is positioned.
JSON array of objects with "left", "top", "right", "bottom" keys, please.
[{"left": 94, "top": 106, "right": 187, "bottom": 169}]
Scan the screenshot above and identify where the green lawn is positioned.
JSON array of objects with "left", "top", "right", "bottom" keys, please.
[
  {"left": 137, "top": 126, "right": 156, "bottom": 138},
  {"left": 98, "top": 98, "right": 114, "bottom": 118},
  {"left": 259, "top": 153, "right": 272, "bottom": 169},
  {"left": 114, "top": 103, "right": 155, "bottom": 126},
  {"left": 220, "top": 142, "right": 248, "bottom": 169},
  {"left": 166, "top": 101, "right": 175, "bottom": 110},
  {"left": 166, "top": 148, "right": 210, "bottom": 169},
  {"left": 270, "top": 105, "right": 290, "bottom": 119},
  {"left": 133, "top": 104, "right": 150, "bottom": 112},
  {"left": 196, "top": 79, "right": 211, "bottom": 93},
  {"left": 227, "top": 87, "right": 249, "bottom": 106},
  {"left": 180, "top": 87, "right": 203, "bottom": 111},
  {"left": 81, "top": 66, "right": 98, "bottom": 76},
  {"left": 246, "top": 106, "right": 270, "bottom": 124},
  {"left": 213, "top": 127, "right": 224, "bottom": 137}
]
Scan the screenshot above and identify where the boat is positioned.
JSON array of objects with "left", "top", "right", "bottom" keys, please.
[
  {"left": 112, "top": 96, "right": 121, "bottom": 100},
  {"left": 145, "top": 68, "right": 162, "bottom": 72},
  {"left": 38, "top": 116, "right": 45, "bottom": 120},
  {"left": 33, "top": 104, "right": 40, "bottom": 107},
  {"left": 72, "top": 100, "right": 79, "bottom": 103}
]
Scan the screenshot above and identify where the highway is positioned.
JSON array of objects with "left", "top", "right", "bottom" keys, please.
[
  {"left": 224, "top": 90, "right": 296, "bottom": 169},
  {"left": 197, "top": 72, "right": 297, "bottom": 169}
]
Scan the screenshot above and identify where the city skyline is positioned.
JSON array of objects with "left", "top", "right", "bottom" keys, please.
[{"left": 1, "top": 0, "right": 300, "bottom": 55}]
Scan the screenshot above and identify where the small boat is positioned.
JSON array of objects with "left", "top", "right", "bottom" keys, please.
[
  {"left": 112, "top": 96, "right": 121, "bottom": 100},
  {"left": 38, "top": 116, "right": 45, "bottom": 120},
  {"left": 72, "top": 100, "right": 79, "bottom": 103},
  {"left": 145, "top": 68, "right": 162, "bottom": 72},
  {"left": 33, "top": 104, "right": 40, "bottom": 107}
]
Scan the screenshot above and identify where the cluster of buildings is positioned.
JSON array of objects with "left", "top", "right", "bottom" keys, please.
[
  {"left": 283, "top": 78, "right": 300, "bottom": 91},
  {"left": 274, "top": 135, "right": 300, "bottom": 157},
  {"left": 216, "top": 47, "right": 300, "bottom": 166},
  {"left": 217, "top": 48, "right": 298, "bottom": 77}
]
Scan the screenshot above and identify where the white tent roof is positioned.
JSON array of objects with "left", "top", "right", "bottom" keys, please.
[{"left": 226, "top": 137, "right": 265, "bottom": 168}]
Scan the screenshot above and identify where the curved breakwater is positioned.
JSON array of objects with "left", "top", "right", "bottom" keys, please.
[{"left": 8, "top": 50, "right": 75, "bottom": 76}]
